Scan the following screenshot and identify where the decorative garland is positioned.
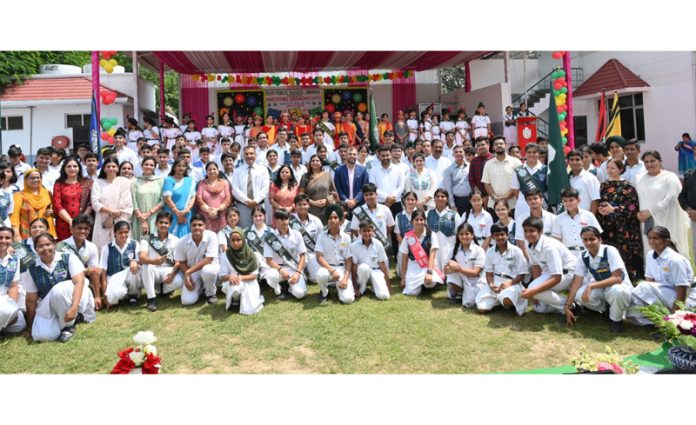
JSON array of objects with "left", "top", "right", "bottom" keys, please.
[
  {"left": 190, "top": 70, "right": 413, "bottom": 86},
  {"left": 551, "top": 51, "right": 569, "bottom": 144}
]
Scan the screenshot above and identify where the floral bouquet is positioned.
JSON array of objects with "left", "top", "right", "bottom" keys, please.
[
  {"left": 639, "top": 303, "right": 696, "bottom": 350},
  {"left": 571, "top": 346, "right": 638, "bottom": 374},
  {"left": 110, "top": 331, "right": 161, "bottom": 374}
]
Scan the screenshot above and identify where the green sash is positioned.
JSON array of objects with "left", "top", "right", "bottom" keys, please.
[
  {"left": 289, "top": 215, "right": 316, "bottom": 251},
  {"left": 263, "top": 231, "right": 299, "bottom": 270}
]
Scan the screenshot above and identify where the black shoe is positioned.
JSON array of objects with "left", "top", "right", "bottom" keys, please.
[
  {"left": 206, "top": 296, "right": 218, "bottom": 305},
  {"left": 58, "top": 325, "right": 76, "bottom": 343},
  {"left": 277, "top": 291, "right": 288, "bottom": 301},
  {"left": 569, "top": 302, "right": 584, "bottom": 316},
  {"left": 74, "top": 312, "right": 85, "bottom": 324},
  {"left": 128, "top": 297, "right": 138, "bottom": 307},
  {"left": 609, "top": 320, "right": 624, "bottom": 333},
  {"left": 317, "top": 292, "right": 329, "bottom": 305},
  {"left": 147, "top": 298, "right": 157, "bottom": 312}
]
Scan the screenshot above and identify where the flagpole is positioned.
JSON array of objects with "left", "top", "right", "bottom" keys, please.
[
  {"left": 563, "top": 53, "right": 575, "bottom": 149},
  {"left": 91, "top": 51, "right": 100, "bottom": 124}
]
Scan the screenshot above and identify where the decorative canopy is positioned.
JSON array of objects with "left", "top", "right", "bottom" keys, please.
[{"left": 148, "top": 51, "right": 491, "bottom": 74}]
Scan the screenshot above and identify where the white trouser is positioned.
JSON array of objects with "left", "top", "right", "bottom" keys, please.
[
  {"left": 575, "top": 280, "right": 633, "bottom": 322},
  {"left": 141, "top": 265, "right": 184, "bottom": 296},
  {"left": 266, "top": 265, "right": 307, "bottom": 299},
  {"left": 222, "top": 278, "right": 264, "bottom": 315},
  {"left": 105, "top": 268, "right": 144, "bottom": 306},
  {"left": 627, "top": 281, "right": 679, "bottom": 326},
  {"left": 0, "top": 294, "right": 26, "bottom": 333},
  {"left": 32, "top": 280, "right": 96, "bottom": 342},
  {"left": 473, "top": 127, "right": 488, "bottom": 138},
  {"left": 356, "top": 264, "right": 390, "bottom": 300},
  {"left": 528, "top": 272, "right": 574, "bottom": 314},
  {"left": 403, "top": 259, "right": 444, "bottom": 296},
  {"left": 446, "top": 272, "right": 484, "bottom": 308},
  {"left": 305, "top": 252, "right": 320, "bottom": 282},
  {"left": 316, "top": 266, "right": 355, "bottom": 304},
  {"left": 181, "top": 263, "right": 221, "bottom": 306},
  {"left": 475, "top": 275, "right": 528, "bottom": 316}
]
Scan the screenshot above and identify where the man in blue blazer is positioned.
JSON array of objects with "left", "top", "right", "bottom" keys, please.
[{"left": 334, "top": 145, "right": 370, "bottom": 210}]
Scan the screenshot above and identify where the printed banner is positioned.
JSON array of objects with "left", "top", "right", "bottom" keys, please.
[{"left": 264, "top": 88, "right": 323, "bottom": 117}]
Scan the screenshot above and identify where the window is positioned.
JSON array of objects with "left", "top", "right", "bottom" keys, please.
[
  {"left": 601, "top": 93, "right": 645, "bottom": 142},
  {"left": 1, "top": 116, "right": 24, "bottom": 131},
  {"left": 66, "top": 114, "right": 91, "bottom": 128},
  {"left": 573, "top": 116, "right": 588, "bottom": 147}
]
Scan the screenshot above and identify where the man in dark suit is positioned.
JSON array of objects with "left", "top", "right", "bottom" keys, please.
[{"left": 334, "top": 145, "right": 370, "bottom": 212}]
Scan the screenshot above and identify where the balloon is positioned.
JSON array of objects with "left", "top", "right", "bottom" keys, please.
[
  {"left": 107, "top": 136, "right": 114, "bottom": 145},
  {"left": 99, "top": 59, "right": 108, "bottom": 68},
  {"left": 107, "top": 128, "right": 116, "bottom": 137},
  {"left": 560, "top": 87, "right": 568, "bottom": 94},
  {"left": 101, "top": 50, "right": 117, "bottom": 60},
  {"left": 553, "top": 82, "right": 563, "bottom": 90},
  {"left": 235, "top": 94, "right": 245, "bottom": 104},
  {"left": 552, "top": 51, "right": 563, "bottom": 59},
  {"left": 246, "top": 96, "right": 257, "bottom": 106},
  {"left": 326, "top": 104, "right": 336, "bottom": 113},
  {"left": 104, "top": 64, "right": 114, "bottom": 73},
  {"left": 253, "top": 106, "right": 263, "bottom": 116},
  {"left": 208, "top": 74, "right": 215, "bottom": 82},
  {"left": 357, "top": 102, "right": 367, "bottom": 113},
  {"left": 331, "top": 93, "right": 342, "bottom": 104},
  {"left": 101, "top": 132, "right": 109, "bottom": 141},
  {"left": 108, "top": 59, "right": 117, "bottom": 67},
  {"left": 562, "top": 136, "right": 568, "bottom": 144},
  {"left": 353, "top": 92, "right": 362, "bottom": 103},
  {"left": 562, "top": 128, "right": 569, "bottom": 136},
  {"left": 342, "top": 91, "right": 352, "bottom": 101},
  {"left": 101, "top": 118, "right": 113, "bottom": 130},
  {"left": 556, "top": 105, "right": 565, "bottom": 113},
  {"left": 191, "top": 74, "right": 201, "bottom": 82},
  {"left": 223, "top": 96, "right": 233, "bottom": 107}
]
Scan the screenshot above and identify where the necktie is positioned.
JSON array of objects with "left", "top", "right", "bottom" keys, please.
[{"left": 247, "top": 165, "right": 254, "bottom": 200}]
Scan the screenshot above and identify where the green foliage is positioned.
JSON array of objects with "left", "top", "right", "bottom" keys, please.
[
  {"left": 571, "top": 346, "right": 639, "bottom": 374},
  {"left": 140, "top": 67, "right": 179, "bottom": 117},
  {"left": 0, "top": 51, "right": 89, "bottom": 88},
  {"left": 440, "top": 66, "right": 466, "bottom": 94},
  {"left": 639, "top": 303, "right": 696, "bottom": 350}
]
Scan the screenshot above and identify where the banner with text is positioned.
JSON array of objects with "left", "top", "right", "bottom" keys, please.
[{"left": 264, "top": 88, "right": 324, "bottom": 119}]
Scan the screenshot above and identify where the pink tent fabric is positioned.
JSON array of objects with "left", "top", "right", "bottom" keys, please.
[
  {"left": 181, "top": 75, "right": 209, "bottom": 128},
  {"left": 391, "top": 72, "right": 416, "bottom": 119}
]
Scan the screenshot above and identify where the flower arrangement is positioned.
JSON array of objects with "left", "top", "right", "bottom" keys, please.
[
  {"left": 110, "top": 331, "right": 161, "bottom": 374},
  {"left": 639, "top": 303, "right": 696, "bottom": 350},
  {"left": 571, "top": 346, "right": 638, "bottom": 374}
]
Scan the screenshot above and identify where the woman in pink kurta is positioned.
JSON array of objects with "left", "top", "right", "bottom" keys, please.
[
  {"left": 269, "top": 165, "right": 299, "bottom": 217},
  {"left": 196, "top": 162, "right": 232, "bottom": 232}
]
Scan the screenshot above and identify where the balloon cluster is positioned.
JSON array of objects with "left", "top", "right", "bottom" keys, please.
[
  {"left": 100, "top": 89, "right": 116, "bottom": 105},
  {"left": 551, "top": 51, "right": 569, "bottom": 144},
  {"left": 99, "top": 51, "right": 119, "bottom": 73},
  {"left": 100, "top": 117, "right": 119, "bottom": 144},
  {"left": 190, "top": 70, "right": 412, "bottom": 86}
]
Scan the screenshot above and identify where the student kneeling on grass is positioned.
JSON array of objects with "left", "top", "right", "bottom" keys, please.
[
  {"left": 400, "top": 209, "right": 444, "bottom": 296},
  {"left": 173, "top": 214, "right": 221, "bottom": 306},
  {"left": 264, "top": 209, "right": 307, "bottom": 301},
  {"left": 291, "top": 194, "right": 323, "bottom": 283},
  {"left": 349, "top": 221, "right": 390, "bottom": 300},
  {"left": 520, "top": 216, "right": 577, "bottom": 314},
  {"left": 564, "top": 226, "right": 633, "bottom": 333},
  {"left": 0, "top": 227, "right": 25, "bottom": 335},
  {"left": 139, "top": 211, "right": 184, "bottom": 312},
  {"left": 551, "top": 188, "right": 602, "bottom": 261},
  {"left": 476, "top": 223, "right": 528, "bottom": 315},
  {"left": 24, "top": 233, "right": 96, "bottom": 342},
  {"left": 315, "top": 204, "right": 354, "bottom": 305},
  {"left": 219, "top": 229, "right": 264, "bottom": 314},
  {"left": 101, "top": 221, "right": 144, "bottom": 308},
  {"left": 57, "top": 214, "right": 101, "bottom": 310},
  {"left": 444, "top": 223, "right": 485, "bottom": 306}
]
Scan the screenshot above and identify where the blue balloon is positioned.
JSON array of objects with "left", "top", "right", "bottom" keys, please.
[
  {"left": 342, "top": 90, "right": 352, "bottom": 100},
  {"left": 246, "top": 96, "right": 257, "bottom": 106}
]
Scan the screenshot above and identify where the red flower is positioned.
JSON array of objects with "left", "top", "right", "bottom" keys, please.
[
  {"left": 111, "top": 356, "right": 136, "bottom": 374},
  {"left": 142, "top": 353, "right": 161, "bottom": 374}
]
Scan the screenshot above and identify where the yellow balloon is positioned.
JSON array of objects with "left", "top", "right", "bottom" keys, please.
[
  {"left": 107, "top": 128, "right": 116, "bottom": 137},
  {"left": 207, "top": 74, "right": 215, "bottom": 82},
  {"left": 108, "top": 59, "right": 117, "bottom": 67},
  {"left": 191, "top": 74, "right": 201, "bottom": 81},
  {"left": 561, "top": 128, "right": 569, "bottom": 135},
  {"left": 104, "top": 64, "right": 114, "bottom": 73},
  {"left": 99, "top": 59, "right": 107, "bottom": 68}
]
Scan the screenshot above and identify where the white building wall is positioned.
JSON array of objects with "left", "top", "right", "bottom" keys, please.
[
  {"left": 470, "top": 59, "right": 540, "bottom": 94},
  {"left": 440, "top": 82, "right": 512, "bottom": 135}
]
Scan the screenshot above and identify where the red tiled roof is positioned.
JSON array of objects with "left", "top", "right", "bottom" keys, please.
[
  {"left": 574, "top": 59, "right": 650, "bottom": 97},
  {"left": 1, "top": 77, "right": 127, "bottom": 101}
]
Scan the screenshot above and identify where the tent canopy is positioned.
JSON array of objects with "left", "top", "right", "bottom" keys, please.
[{"left": 143, "top": 51, "right": 492, "bottom": 74}]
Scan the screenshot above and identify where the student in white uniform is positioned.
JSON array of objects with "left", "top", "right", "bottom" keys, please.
[
  {"left": 567, "top": 150, "right": 601, "bottom": 214},
  {"left": 551, "top": 188, "right": 602, "bottom": 260},
  {"left": 350, "top": 183, "right": 395, "bottom": 257},
  {"left": 138, "top": 212, "right": 184, "bottom": 312},
  {"left": 0, "top": 226, "right": 25, "bottom": 335},
  {"left": 264, "top": 209, "right": 308, "bottom": 301},
  {"left": 219, "top": 228, "right": 264, "bottom": 314},
  {"left": 521, "top": 216, "right": 577, "bottom": 315},
  {"left": 493, "top": 200, "right": 516, "bottom": 245},
  {"left": 627, "top": 226, "right": 694, "bottom": 326},
  {"left": 217, "top": 207, "right": 241, "bottom": 252},
  {"left": 291, "top": 194, "right": 322, "bottom": 283},
  {"left": 455, "top": 110, "right": 471, "bottom": 145},
  {"left": 24, "top": 232, "right": 96, "bottom": 342},
  {"left": 315, "top": 205, "right": 355, "bottom": 305},
  {"left": 174, "top": 214, "right": 221, "bottom": 306},
  {"left": 349, "top": 221, "right": 391, "bottom": 300},
  {"left": 462, "top": 189, "right": 493, "bottom": 250},
  {"left": 476, "top": 223, "right": 529, "bottom": 315},
  {"left": 564, "top": 226, "right": 633, "bottom": 333},
  {"left": 444, "top": 222, "right": 486, "bottom": 307},
  {"left": 514, "top": 189, "right": 557, "bottom": 258},
  {"left": 471, "top": 103, "right": 492, "bottom": 139},
  {"left": 100, "top": 221, "right": 144, "bottom": 308},
  {"left": 244, "top": 207, "right": 272, "bottom": 288},
  {"left": 399, "top": 210, "right": 443, "bottom": 296},
  {"left": 57, "top": 214, "right": 101, "bottom": 310},
  {"left": 406, "top": 110, "right": 419, "bottom": 143}
]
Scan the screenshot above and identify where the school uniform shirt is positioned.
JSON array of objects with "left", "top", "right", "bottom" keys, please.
[
  {"left": 201, "top": 127, "right": 220, "bottom": 141},
  {"left": 514, "top": 210, "right": 557, "bottom": 241},
  {"left": 0, "top": 253, "right": 20, "bottom": 291},
  {"left": 219, "top": 251, "right": 259, "bottom": 278},
  {"left": 510, "top": 162, "right": 544, "bottom": 218},
  {"left": 292, "top": 213, "right": 323, "bottom": 243},
  {"left": 155, "top": 164, "right": 172, "bottom": 177},
  {"left": 174, "top": 230, "right": 220, "bottom": 266},
  {"left": 574, "top": 245, "right": 632, "bottom": 287},
  {"left": 315, "top": 230, "right": 352, "bottom": 266},
  {"left": 369, "top": 164, "right": 406, "bottom": 204},
  {"left": 622, "top": 160, "right": 646, "bottom": 186},
  {"left": 448, "top": 244, "right": 486, "bottom": 285},
  {"left": 569, "top": 169, "right": 601, "bottom": 211},
  {"left": 290, "top": 164, "right": 308, "bottom": 183},
  {"left": 143, "top": 126, "right": 160, "bottom": 143},
  {"left": 350, "top": 203, "right": 395, "bottom": 239},
  {"left": 424, "top": 155, "right": 453, "bottom": 189},
  {"left": 262, "top": 228, "right": 307, "bottom": 266},
  {"left": 99, "top": 240, "right": 141, "bottom": 272},
  {"left": 465, "top": 210, "right": 494, "bottom": 242},
  {"left": 348, "top": 238, "right": 388, "bottom": 269},
  {"left": 484, "top": 242, "right": 528, "bottom": 278},
  {"left": 527, "top": 235, "right": 577, "bottom": 276},
  {"left": 255, "top": 146, "right": 271, "bottom": 167},
  {"left": 551, "top": 209, "right": 603, "bottom": 251},
  {"left": 645, "top": 247, "right": 693, "bottom": 291},
  {"left": 390, "top": 161, "right": 410, "bottom": 180},
  {"left": 14, "top": 161, "right": 32, "bottom": 189},
  {"left": 306, "top": 143, "right": 336, "bottom": 163},
  {"left": 61, "top": 236, "right": 99, "bottom": 269},
  {"left": 471, "top": 115, "right": 491, "bottom": 132},
  {"left": 271, "top": 143, "right": 291, "bottom": 165},
  {"left": 184, "top": 131, "right": 202, "bottom": 146},
  {"left": 40, "top": 168, "right": 60, "bottom": 193},
  {"left": 114, "top": 146, "right": 139, "bottom": 168},
  {"left": 139, "top": 233, "right": 180, "bottom": 264},
  {"left": 23, "top": 252, "right": 85, "bottom": 295},
  {"left": 162, "top": 127, "right": 182, "bottom": 146},
  {"left": 399, "top": 229, "right": 440, "bottom": 255}
]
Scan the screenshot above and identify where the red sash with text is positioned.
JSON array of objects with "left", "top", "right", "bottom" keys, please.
[{"left": 405, "top": 230, "right": 444, "bottom": 281}]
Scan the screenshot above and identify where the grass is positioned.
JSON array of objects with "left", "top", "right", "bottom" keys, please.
[{"left": 0, "top": 277, "right": 659, "bottom": 374}]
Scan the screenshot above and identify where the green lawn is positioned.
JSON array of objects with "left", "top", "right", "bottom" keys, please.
[{"left": 0, "top": 279, "right": 659, "bottom": 374}]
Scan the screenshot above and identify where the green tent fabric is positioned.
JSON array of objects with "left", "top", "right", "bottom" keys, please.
[{"left": 507, "top": 343, "right": 671, "bottom": 374}]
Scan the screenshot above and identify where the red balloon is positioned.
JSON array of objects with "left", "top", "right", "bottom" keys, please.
[
  {"left": 235, "top": 94, "right": 245, "bottom": 104},
  {"left": 108, "top": 136, "right": 114, "bottom": 145},
  {"left": 101, "top": 132, "right": 109, "bottom": 141},
  {"left": 553, "top": 82, "right": 563, "bottom": 90},
  {"left": 326, "top": 104, "right": 336, "bottom": 113},
  {"left": 552, "top": 51, "right": 563, "bottom": 59},
  {"left": 556, "top": 105, "right": 564, "bottom": 113}
]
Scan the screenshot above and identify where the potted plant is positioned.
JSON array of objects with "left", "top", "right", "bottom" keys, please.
[{"left": 640, "top": 303, "right": 696, "bottom": 373}]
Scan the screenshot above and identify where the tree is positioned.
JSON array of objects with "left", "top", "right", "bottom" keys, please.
[
  {"left": 0, "top": 51, "right": 91, "bottom": 88},
  {"left": 139, "top": 67, "right": 179, "bottom": 117},
  {"left": 440, "top": 66, "right": 466, "bottom": 94}
]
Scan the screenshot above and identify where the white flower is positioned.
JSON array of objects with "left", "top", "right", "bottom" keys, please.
[
  {"left": 143, "top": 344, "right": 157, "bottom": 356},
  {"left": 129, "top": 350, "right": 145, "bottom": 366},
  {"left": 679, "top": 320, "right": 694, "bottom": 331},
  {"left": 133, "top": 331, "right": 157, "bottom": 346}
]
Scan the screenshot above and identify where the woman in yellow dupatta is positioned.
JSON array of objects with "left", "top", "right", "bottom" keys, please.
[{"left": 10, "top": 169, "right": 56, "bottom": 241}]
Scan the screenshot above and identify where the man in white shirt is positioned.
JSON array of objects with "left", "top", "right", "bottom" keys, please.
[
  {"left": 232, "top": 146, "right": 270, "bottom": 228},
  {"left": 155, "top": 149, "right": 172, "bottom": 177},
  {"left": 264, "top": 209, "right": 308, "bottom": 301},
  {"left": 315, "top": 205, "right": 355, "bottom": 305},
  {"left": 515, "top": 189, "right": 557, "bottom": 257},
  {"left": 567, "top": 150, "right": 601, "bottom": 214},
  {"left": 173, "top": 214, "right": 220, "bottom": 306},
  {"left": 82, "top": 152, "right": 100, "bottom": 181},
  {"left": 551, "top": 188, "right": 602, "bottom": 259},
  {"left": 299, "top": 133, "right": 314, "bottom": 165},
  {"left": 255, "top": 132, "right": 271, "bottom": 167},
  {"left": 307, "top": 128, "right": 335, "bottom": 164},
  {"left": 369, "top": 146, "right": 405, "bottom": 211},
  {"left": 424, "top": 139, "right": 453, "bottom": 189},
  {"left": 271, "top": 128, "right": 291, "bottom": 165},
  {"left": 289, "top": 150, "right": 308, "bottom": 183},
  {"left": 112, "top": 130, "right": 139, "bottom": 169},
  {"left": 349, "top": 221, "right": 391, "bottom": 300},
  {"left": 139, "top": 211, "right": 183, "bottom": 311},
  {"left": 8, "top": 145, "right": 32, "bottom": 189},
  {"left": 33, "top": 147, "right": 60, "bottom": 193},
  {"left": 621, "top": 139, "right": 646, "bottom": 185},
  {"left": 481, "top": 136, "right": 522, "bottom": 209},
  {"left": 389, "top": 144, "right": 410, "bottom": 178}
]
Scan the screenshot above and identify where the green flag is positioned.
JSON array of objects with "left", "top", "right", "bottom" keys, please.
[
  {"left": 369, "top": 93, "right": 380, "bottom": 153},
  {"left": 546, "top": 81, "right": 570, "bottom": 211}
]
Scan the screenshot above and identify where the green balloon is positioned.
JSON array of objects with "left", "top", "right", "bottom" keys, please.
[
  {"left": 562, "top": 136, "right": 568, "bottom": 144},
  {"left": 253, "top": 107, "right": 263, "bottom": 116},
  {"left": 352, "top": 93, "right": 362, "bottom": 103},
  {"left": 560, "top": 87, "right": 568, "bottom": 94}
]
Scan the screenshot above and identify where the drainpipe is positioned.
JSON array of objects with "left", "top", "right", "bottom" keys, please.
[
  {"left": 132, "top": 51, "right": 139, "bottom": 121},
  {"left": 28, "top": 106, "right": 34, "bottom": 159}
]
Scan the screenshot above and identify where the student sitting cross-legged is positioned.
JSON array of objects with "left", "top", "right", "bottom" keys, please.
[
  {"left": 400, "top": 209, "right": 444, "bottom": 296},
  {"left": 0, "top": 227, "right": 25, "bottom": 335},
  {"left": 101, "top": 221, "right": 145, "bottom": 308},
  {"left": 349, "top": 221, "right": 391, "bottom": 300},
  {"left": 219, "top": 228, "right": 265, "bottom": 314}
]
